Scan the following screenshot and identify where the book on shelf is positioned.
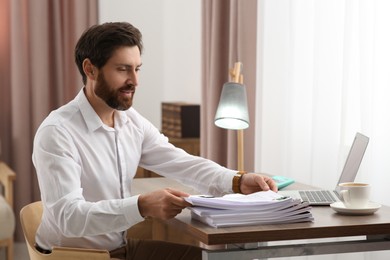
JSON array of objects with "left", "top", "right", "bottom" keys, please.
[
  {"left": 184, "top": 190, "right": 313, "bottom": 228},
  {"left": 161, "top": 102, "right": 200, "bottom": 138}
]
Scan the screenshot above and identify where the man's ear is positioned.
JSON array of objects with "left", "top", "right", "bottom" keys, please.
[{"left": 82, "top": 59, "right": 96, "bottom": 80}]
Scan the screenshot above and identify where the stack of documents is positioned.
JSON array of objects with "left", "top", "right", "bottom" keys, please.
[{"left": 184, "top": 190, "right": 313, "bottom": 228}]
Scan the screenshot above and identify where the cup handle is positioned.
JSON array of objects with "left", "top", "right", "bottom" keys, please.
[{"left": 340, "top": 190, "right": 349, "bottom": 202}]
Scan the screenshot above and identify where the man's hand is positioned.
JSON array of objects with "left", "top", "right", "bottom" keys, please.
[
  {"left": 240, "top": 173, "right": 278, "bottom": 194},
  {"left": 138, "top": 188, "right": 192, "bottom": 220}
]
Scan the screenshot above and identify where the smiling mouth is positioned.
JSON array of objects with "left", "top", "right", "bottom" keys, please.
[
  {"left": 119, "top": 87, "right": 135, "bottom": 95},
  {"left": 120, "top": 89, "right": 134, "bottom": 94}
]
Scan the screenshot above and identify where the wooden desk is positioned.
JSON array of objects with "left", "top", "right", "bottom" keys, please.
[{"left": 131, "top": 178, "right": 390, "bottom": 259}]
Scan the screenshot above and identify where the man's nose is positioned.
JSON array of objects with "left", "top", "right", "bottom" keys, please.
[{"left": 126, "top": 71, "right": 138, "bottom": 86}]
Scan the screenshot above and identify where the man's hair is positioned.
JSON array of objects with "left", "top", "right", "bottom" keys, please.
[{"left": 75, "top": 22, "right": 143, "bottom": 84}]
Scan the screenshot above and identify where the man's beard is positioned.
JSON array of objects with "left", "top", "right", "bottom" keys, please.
[{"left": 94, "top": 73, "right": 134, "bottom": 111}]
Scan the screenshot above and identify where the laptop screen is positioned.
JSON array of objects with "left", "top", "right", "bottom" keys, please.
[{"left": 335, "top": 132, "right": 369, "bottom": 191}]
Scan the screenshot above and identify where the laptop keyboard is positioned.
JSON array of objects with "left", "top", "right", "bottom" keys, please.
[{"left": 299, "top": 190, "right": 338, "bottom": 203}]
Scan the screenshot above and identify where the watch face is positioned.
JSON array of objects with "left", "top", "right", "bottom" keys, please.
[{"left": 237, "top": 171, "right": 246, "bottom": 176}]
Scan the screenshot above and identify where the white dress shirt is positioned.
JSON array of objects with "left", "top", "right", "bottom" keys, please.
[{"left": 32, "top": 88, "right": 236, "bottom": 251}]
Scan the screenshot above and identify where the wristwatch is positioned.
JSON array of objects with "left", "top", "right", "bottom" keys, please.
[{"left": 232, "top": 171, "right": 247, "bottom": 193}]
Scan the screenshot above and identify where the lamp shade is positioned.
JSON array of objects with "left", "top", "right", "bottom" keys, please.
[{"left": 214, "top": 82, "right": 250, "bottom": 130}]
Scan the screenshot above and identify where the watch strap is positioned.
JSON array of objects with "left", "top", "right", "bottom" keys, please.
[{"left": 232, "top": 171, "right": 246, "bottom": 193}]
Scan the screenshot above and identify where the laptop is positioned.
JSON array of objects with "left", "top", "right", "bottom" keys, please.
[{"left": 279, "top": 132, "right": 369, "bottom": 205}]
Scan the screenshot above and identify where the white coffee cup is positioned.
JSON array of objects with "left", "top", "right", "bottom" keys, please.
[{"left": 339, "top": 182, "right": 370, "bottom": 209}]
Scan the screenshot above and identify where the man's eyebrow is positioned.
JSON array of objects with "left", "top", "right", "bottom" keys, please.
[{"left": 116, "top": 63, "right": 143, "bottom": 68}]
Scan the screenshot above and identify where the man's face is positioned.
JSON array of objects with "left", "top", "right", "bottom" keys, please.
[{"left": 94, "top": 46, "right": 142, "bottom": 111}]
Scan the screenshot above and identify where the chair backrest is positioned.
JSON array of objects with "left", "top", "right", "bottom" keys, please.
[
  {"left": 20, "top": 201, "right": 110, "bottom": 260},
  {"left": 20, "top": 201, "right": 42, "bottom": 251}
]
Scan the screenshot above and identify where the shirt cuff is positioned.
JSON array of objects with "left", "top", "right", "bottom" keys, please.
[
  {"left": 122, "top": 195, "right": 144, "bottom": 224},
  {"left": 224, "top": 170, "right": 239, "bottom": 193}
]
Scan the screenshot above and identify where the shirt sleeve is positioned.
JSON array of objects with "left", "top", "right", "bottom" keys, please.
[
  {"left": 136, "top": 113, "right": 237, "bottom": 196},
  {"left": 33, "top": 125, "right": 144, "bottom": 237}
]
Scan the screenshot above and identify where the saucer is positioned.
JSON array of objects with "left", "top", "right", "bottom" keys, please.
[{"left": 330, "top": 201, "right": 381, "bottom": 215}]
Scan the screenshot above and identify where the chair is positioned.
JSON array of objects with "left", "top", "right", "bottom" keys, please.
[
  {"left": 0, "top": 162, "right": 16, "bottom": 260},
  {"left": 20, "top": 201, "right": 111, "bottom": 260}
]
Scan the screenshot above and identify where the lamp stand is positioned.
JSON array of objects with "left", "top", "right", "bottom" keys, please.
[
  {"left": 230, "top": 62, "right": 245, "bottom": 172},
  {"left": 237, "top": 129, "right": 244, "bottom": 171}
]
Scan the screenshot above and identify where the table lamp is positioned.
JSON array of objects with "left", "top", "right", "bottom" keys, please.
[{"left": 214, "top": 62, "right": 249, "bottom": 171}]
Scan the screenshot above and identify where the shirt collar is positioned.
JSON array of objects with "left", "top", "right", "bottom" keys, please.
[{"left": 77, "top": 88, "right": 129, "bottom": 132}]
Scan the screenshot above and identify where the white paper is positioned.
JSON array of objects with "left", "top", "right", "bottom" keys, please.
[
  {"left": 185, "top": 190, "right": 291, "bottom": 210},
  {"left": 185, "top": 190, "right": 313, "bottom": 228}
]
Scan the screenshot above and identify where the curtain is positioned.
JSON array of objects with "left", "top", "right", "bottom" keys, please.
[
  {"left": 0, "top": 0, "right": 98, "bottom": 241},
  {"left": 256, "top": 1, "right": 390, "bottom": 258},
  {"left": 257, "top": 0, "right": 390, "bottom": 207},
  {"left": 201, "top": 0, "right": 257, "bottom": 171}
]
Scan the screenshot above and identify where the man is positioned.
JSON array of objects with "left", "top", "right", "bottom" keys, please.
[{"left": 32, "top": 22, "right": 277, "bottom": 260}]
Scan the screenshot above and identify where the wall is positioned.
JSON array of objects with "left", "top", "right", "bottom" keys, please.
[{"left": 98, "top": 0, "right": 201, "bottom": 129}]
